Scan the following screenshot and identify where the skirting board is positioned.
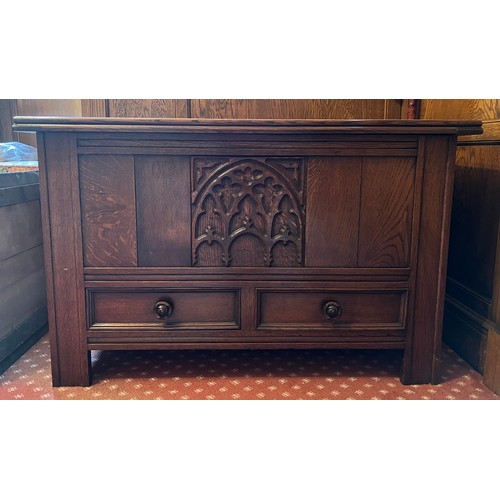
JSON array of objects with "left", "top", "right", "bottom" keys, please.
[{"left": 443, "top": 296, "right": 489, "bottom": 373}]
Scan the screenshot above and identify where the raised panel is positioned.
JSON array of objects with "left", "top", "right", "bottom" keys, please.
[
  {"left": 79, "top": 155, "right": 137, "bottom": 267},
  {"left": 192, "top": 157, "right": 305, "bottom": 267},
  {"left": 358, "top": 157, "right": 415, "bottom": 267},
  {"left": 89, "top": 289, "right": 239, "bottom": 330},
  {"left": 258, "top": 289, "right": 406, "bottom": 330},
  {"left": 305, "top": 157, "right": 361, "bottom": 267},
  {"left": 136, "top": 156, "right": 191, "bottom": 266}
]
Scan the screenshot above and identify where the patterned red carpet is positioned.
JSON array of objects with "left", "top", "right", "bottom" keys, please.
[{"left": 0, "top": 334, "right": 498, "bottom": 400}]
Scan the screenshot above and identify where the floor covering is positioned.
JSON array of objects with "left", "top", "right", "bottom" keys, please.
[{"left": 1, "top": 335, "right": 498, "bottom": 400}]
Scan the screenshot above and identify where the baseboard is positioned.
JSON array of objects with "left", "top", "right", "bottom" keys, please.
[
  {"left": 443, "top": 296, "right": 489, "bottom": 373},
  {"left": 0, "top": 306, "right": 48, "bottom": 375},
  {"left": 446, "top": 277, "right": 491, "bottom": 319}
]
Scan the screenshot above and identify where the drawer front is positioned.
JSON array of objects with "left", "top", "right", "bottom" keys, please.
[
  {"left": 87, "top": 289, "right": 240, "bottom": 331},
  {"left": 257, "top": 289, "right": 407, "bottom": 330}
]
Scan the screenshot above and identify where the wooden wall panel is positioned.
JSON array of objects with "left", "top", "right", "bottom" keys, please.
[
  {"left": 108, "top": 99, "right": 188, "bottom": 118},
  {"left": 81, "top": 99, "right": 107, "bottom": 117},
  {"left": 79, "top": 155, "right": 137, "bottom": 267},
  {"left": 191, "top": 99, "right": 403, "bottom": 119},
  {"left": 448, "top": 147, "right": 500, "bottom": 298},
  {"left": 135, "top": 156, "right": 191, "bottom": 266},
  {"left": 305, "top": 157, "right": 361, "bottom": 267},
  {"left": 420, "top": 99, "right": 500, "bottom": 120}
]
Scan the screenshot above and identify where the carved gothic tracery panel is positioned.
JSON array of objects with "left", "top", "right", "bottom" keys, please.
[{"left": 192, "top": 158, "right": 305, "bottom": 267}]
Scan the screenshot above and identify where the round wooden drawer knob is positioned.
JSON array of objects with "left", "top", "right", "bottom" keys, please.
[
  {"left": 154, "top": 300, "right": 173, "bottom": 319},
  {"left": 322, "top": 301, "right": 342, "bottom": 320}
]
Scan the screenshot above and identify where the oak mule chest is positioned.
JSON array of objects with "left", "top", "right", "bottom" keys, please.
[{"left": 13, "top": 117, "right": 482, "bottom": 387}]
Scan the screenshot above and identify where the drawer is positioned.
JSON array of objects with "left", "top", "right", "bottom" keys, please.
[
  {"left": 87, "top": 289, "right": 240, "bottom": 331},
  {"left": 257, "top": 289, "right": 407, "bottom": 330}
]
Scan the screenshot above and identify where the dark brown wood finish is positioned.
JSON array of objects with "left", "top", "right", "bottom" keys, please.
[
  {"left": 258, "top": 289, "right": 406, "bottom": 330},
  {"left": 305, "top": 157, "right": 361, "bottom": 267},
  {"left": 89, "top": 289, "right": 239, "bottom": 330},
  {"left": 402, "top": 136, "right": 456, "bottom": 384},
  {"left": 358, "top": 157, "right": 416, "bottom": 267},
  {"left": 192, "top": 157, "right": 305, "bottom": 267},
  {"left": 12, "top": 117, "right": 482, "bottom": 386},
  {"left": 80, "top": 155, "right": 137, "bottom": 267},
  {"left": 37, "top": 132, "right": 90, "bottom": 386},
  {"left": 135, "top": 156, "right": 192, "bottom": 266}
]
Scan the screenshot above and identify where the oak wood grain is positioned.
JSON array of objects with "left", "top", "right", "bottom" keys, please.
[
  {"left": 39, "top": 133, "right": 90, "bottom": 386},
  {"left": 358, "top": 157, "right": 416, "bottom": 267},
  {"left": 81, "top": 99, "right": 107, "bottom": 117},
  {"left": 13, "top": 117, "right": 483, "bottom": 136},
  {"left": 459, "top": 120, "right": 500, "bottom": 144},
  {"left": 258, "top": 289, "right": 406, "bottom": 330},
  {"left": 305, "top": 157, "right": 361, "bottom": 267},
  {"left": 420, "top": 99, "right": 500, "bottom": 121},
  {"left": 23, "top": 119, "right": 478, "bottom": 386},
  {"left": 90, "top": 289, "right": 238, "bottom": 328},
  {"left": 402, "top": 136, "right": 454, "bottom": 384},
  {"left": 108, "top": 99, "right": 188, "bottom": 118},
  {"left": 79, "top": 155, "right": 137, "bottom": 267},
  {"left": 135, "top": 156, "right": 191, "bottom": 266},
  {"left": 192, "top": 157, "right": 305, "bottom": 267},
  {"left": 191, "top": 99, "right": 397, "bottom": 119}
]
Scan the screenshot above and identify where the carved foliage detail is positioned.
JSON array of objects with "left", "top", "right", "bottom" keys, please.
[{"left": 192, "top": 158, "right": 305, "bottom": 267}]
